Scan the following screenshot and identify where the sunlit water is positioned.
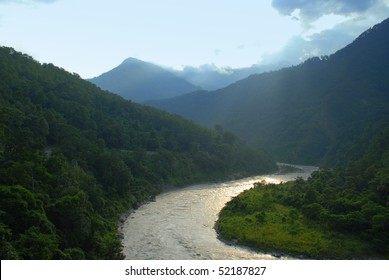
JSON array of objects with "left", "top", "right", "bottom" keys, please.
[{"left": 121, "top": 164, "right": 318, "bottom": 260}]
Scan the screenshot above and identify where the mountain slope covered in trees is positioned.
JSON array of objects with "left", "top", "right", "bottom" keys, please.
[
  {"left": 88, "top": 58, "right": 200, "bottom": 102},
  {"left": 211, "top": 19, "right": 389, "bottom": 259},
  {"left": 148, "top": 18, "right": 389, "bottom": 166},
  {"left": 217, "top": 128, "right": 389, "bottom": 259},
  {"left": 0, "top": 47, "right": 276, "bottom": 259}
]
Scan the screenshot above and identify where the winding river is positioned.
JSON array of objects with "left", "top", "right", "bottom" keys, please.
[{"left": 121, "top": 164, "right": 317, "bottom": 260}]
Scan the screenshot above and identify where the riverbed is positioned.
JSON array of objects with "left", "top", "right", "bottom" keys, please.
[{"left": 121, "top": 164, "right": 317, "bottom": 260}]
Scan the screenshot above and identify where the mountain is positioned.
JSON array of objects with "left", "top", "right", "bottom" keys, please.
[
  {"left": 88, "top": 57, "right": 200, "bottom": 102},
  {"left": 148, "top": 18, "right": 389, "bottom": 166},
  {"left": 0, "top": 46, "right": 276, "bottom": 259},
  {"left": 217, "top": 127, "right": 389, "bottom": 259},
  {"left": 89, "top": 57, "right": 290, "bottom": 100}
]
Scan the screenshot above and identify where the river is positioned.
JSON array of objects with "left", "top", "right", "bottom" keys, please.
[{"left": 121, "top": 164, "right": 318, "bottom": 260}]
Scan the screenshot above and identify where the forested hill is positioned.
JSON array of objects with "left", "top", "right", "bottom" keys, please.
[
  {"left": 217, "top": 118, "right": 389, "bottom": 259},
  {"left": 148, "top": 18, "right": 389, "bottom": 166},
  {"left": 0, "top": 46, "right": 276, "bottom": 259},
  {"left": 88, "top": 58, "right": 200, "bottom": 102},
  {"left": 214, "top": 18, "right": 389, "bottom": 259}
]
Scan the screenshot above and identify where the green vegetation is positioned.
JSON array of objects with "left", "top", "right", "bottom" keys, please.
[
  {"left": 148, "top": 18, "right": 389, "bottom": 166},
  {"left": 217, "top": 129, "right": 389, "bottom": 259},
  {"left": 149, "top": 19, "right": 389, "bottom": 259},
  {"left": 0, "top": 46, "right": 276, "bottom": 259}
]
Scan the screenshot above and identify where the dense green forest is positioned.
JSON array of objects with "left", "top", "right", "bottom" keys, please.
[
  {"left": 148, "top": 18, "right": 389, "bottom": 166},
  {"left": 213, "top": 19, "right": 389, "bottom": 259},
  {"left": 0, "top": 46, "right": 276, "bottom": 259},
  {"left": 217, "top": 128, "right": 389, "bottom": 259}
]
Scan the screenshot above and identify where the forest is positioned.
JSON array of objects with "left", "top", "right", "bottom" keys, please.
[
  {"left": 146, "top": 19, "right": 389, "bottom": 258},
  {"left": 217, "top": 128, "right": 389, "bottom": 259},
  {"left": 0, "top": 46, "right": 276, "bottom": 259},
  {"left": 1, "top": 18, "right": 389, "bottom": 261},
  {"left": 148, "top": 18, "right": 389, "bottom": 166}
]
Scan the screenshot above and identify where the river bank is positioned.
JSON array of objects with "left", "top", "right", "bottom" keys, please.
[
  {"left": 216, "top": 173, "right": 385, "bottom": 259},
  {"left": 120, "top": 164, "right": 317, "bottom": 259}
]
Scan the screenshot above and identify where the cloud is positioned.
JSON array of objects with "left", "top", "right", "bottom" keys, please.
[
  {"left": 271, "top": 0, "right": 384, "bottom": 22},
  {"left": 182, "top": 64, "right": 233, "bottom": 75},
  {"left": 264, "top": 0, "right": 389, "bottom": 67},
  {"left": 261, "top": 21, "right": 364, "bottom": 65}
]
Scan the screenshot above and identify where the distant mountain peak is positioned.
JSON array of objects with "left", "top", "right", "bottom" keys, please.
[
  {"left": 122, "top": 57, "right": 140, "bottom": 63},
  {"left": 89, "top": 57, "right": 200, "bottom": 102},
  {"left": 121, "top": 57, "right": 149, "bottom": 65}
]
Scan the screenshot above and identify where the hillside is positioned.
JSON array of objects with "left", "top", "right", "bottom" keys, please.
[
  {"left": 0, "top": 47, "right": 276, "bottom": 259},
  {"left": 212, "top": 18, "right": 389, "bottom": 259},
  {"left": 89, "top": 58, "right": 200, "bottom": 102},
  {"left": 148, "top": 18, "right": 389, "bottom": 166},
  {"left": 217, "top": 128, "right": 389, "bottom": 259}
]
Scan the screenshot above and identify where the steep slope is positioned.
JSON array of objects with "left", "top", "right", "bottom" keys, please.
[
  {"left": 0, "top": 47, "right": 276, "bottom": 259},
  {"left": 148, "top": 18, "right": 389, "bottom": 165},
  {"left": 89, "top": 58, "right": 200, "bottom": 102},
  {"left": 217, "top": 121, "right": 389, "bottom": 259}
]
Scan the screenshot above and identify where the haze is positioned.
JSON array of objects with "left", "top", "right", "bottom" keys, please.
[{"left": 0, "top": 0, "right": 388, "bottom": 78}]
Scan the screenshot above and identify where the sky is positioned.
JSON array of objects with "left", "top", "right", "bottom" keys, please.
[{"left": 1, "top": 0, "right": 388, "bottom": 78}]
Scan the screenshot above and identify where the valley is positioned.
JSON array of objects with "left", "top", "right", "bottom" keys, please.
[
  {"left": 0, "top": 17, "right": 388, "bottom": 260},
  {"left": 147, "top": 18, "right": 389, "bottom": 166}
]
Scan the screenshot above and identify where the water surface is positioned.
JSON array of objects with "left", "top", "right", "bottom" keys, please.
[{"left": 121, "top": 164, "right": 317, "bottom": 259}]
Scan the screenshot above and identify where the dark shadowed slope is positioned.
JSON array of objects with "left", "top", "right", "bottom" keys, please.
[
  {"left": 148, "top": 18, "right": 389, "bottom": 166},
  {"left": 0, "top": 47, "right": 276, "bottom": 259}
]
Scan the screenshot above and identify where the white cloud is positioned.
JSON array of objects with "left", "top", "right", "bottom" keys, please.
[
  {"left": 261, "top": 19, "right": 374, "bottom": 65},
  {"left": 271, "top": 0, "right": 383, "bottom": 22},
  {"left": 263, "top": 0, "right": 389, "bottom": 66}
]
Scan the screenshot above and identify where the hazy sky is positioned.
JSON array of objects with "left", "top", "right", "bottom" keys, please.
[{"left": 1, "top": 0, "right": 388, "bottom": 78}]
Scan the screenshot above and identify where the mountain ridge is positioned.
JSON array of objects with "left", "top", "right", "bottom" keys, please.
[
  {"left": 0, "top": 46, "right": 276, "bottom": 259},
  {"left": 147, "top": 17, "right": 389, "bottom": 166},
  {"left": 88, "top": 57, "right": 200, "bottom": 102},
  {"left": 90, "top": 56, "right": 293, "bottom": 101}
]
